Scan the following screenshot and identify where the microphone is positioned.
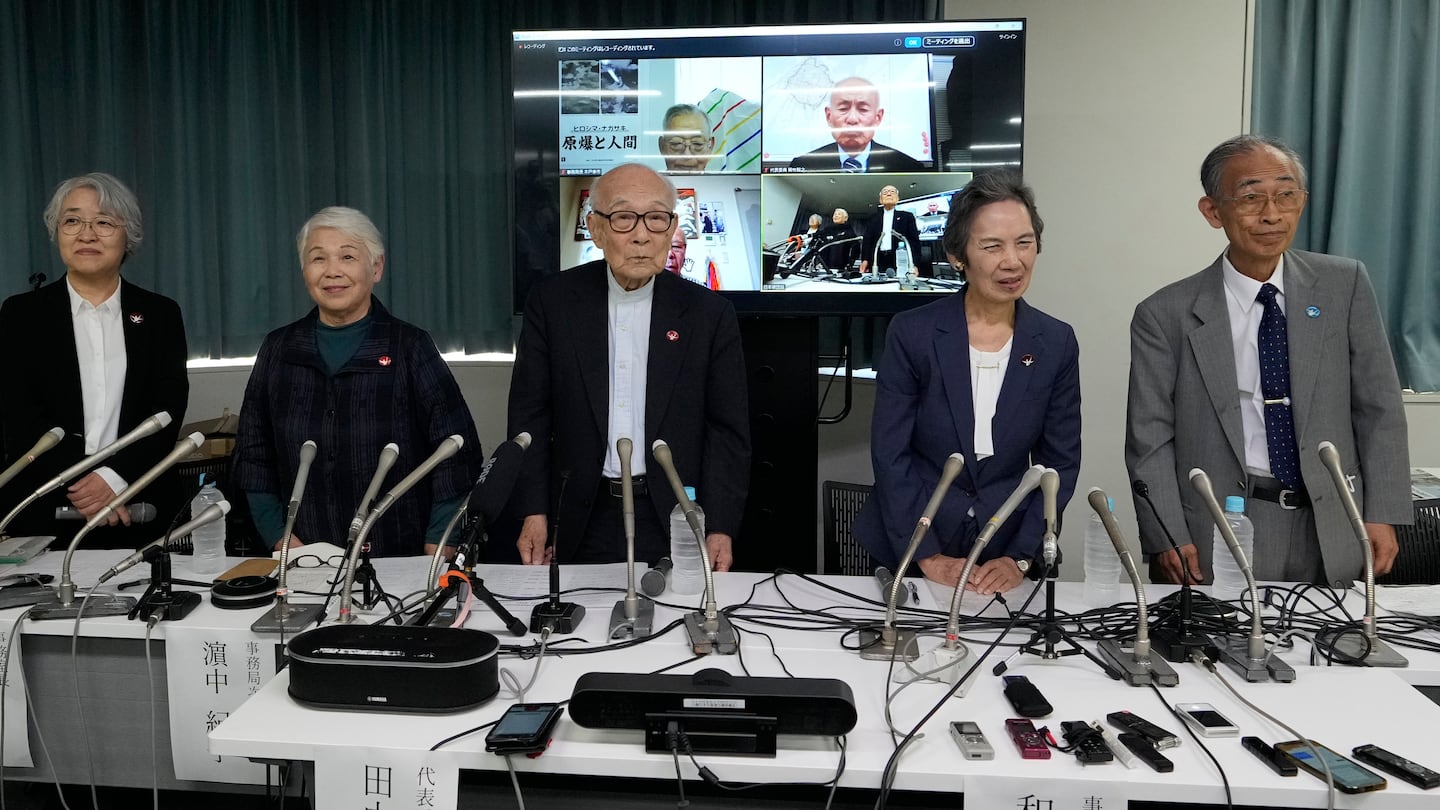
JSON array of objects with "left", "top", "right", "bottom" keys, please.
[
  {"left": 529, "top": 470, "right": 587, "bottom": 633},
  {"left": 1316, "top": 441, "right": 1407, "bottom": 667},
  {"left": 609, "top": 437, "right": 656, "bottom": 640},
  {"left": 0, "top": 411, "right": 172, "bottom": 536},
  {"left": 339, "top": 436, "right": 462, "bottom": 622},
  {"left": 1189, "top": 468, "right": 1293, "bottom": 682},
  {"left": 874, "top": 566, "right": 896, "bottom": 601},
  {"left": 1087, "top": 488, "right": 1179, "bottom": 686},
  {"left": 641, "top": 557, "right": 672, "bottom": 597},
  {"left": 1039, "top": 467, "right": 1061, "bottom": 566},
  {"left": 1132, "top": 477, "right": 1216, "bottom": 662},
  {"left": 346, "top": 443, "right": 400, "bottom": 543},
  {"left": 0, "top": 426, "right": 65, "bottom": 492},
  {"left": 911, "top": 464, "right": 1046, "bottom": 690},
  {"left": 97, "top": 501, "right": 230, "bottom": 584},
  {"left": 426, "top": 432, "right": 532, "bottom": 596},
  {"left": 251, "top": 441, "right": 323, "bottom": 634},
  {"left": 56, "top": 431, "right": 205, "bottom": 606},
  {"left": 859, "top": 452, "right": 964, "bottom": 663},
  {"left": 651, "top": 438, "right": 736, "bottom": 655},
  {"left": 56, "top": 503, "right": 156, "bottom": 523}
]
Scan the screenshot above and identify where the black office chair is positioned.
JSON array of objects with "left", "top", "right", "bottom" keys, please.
[
  {"left": 1378, "top": 500, "right": 1440, "bottom": 585},
  {"left": 822, "top": 480, "right": 873, "bottom": 575}
]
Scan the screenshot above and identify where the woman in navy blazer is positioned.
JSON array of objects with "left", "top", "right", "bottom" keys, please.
[{"left": 856, "top": 172, "right": 1080, "bottom": 593}]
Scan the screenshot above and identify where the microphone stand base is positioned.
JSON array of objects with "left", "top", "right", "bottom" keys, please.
[
  {"left": 28, "top": 591, "right": 137, "bottom": 621},
  {"left": 894, "top": 643, "right": 981, "bottom": 696},
  {"left": 608, "top": 598, "right": 655, "bottom": 640},
  {"left": 1213, "top": 636, "right": 1295, "bottom": 682},
  {"left": 1328, "top": 633, "right": 1408, "bottom": 668},
  {"left": 530, "top": 601, "right": 586, "bottom": 634},
  {"left": 1151, "top": 625, "right": 1215, "bottom": 664},
  {"left": 857, "top": 624, "right": 920, "bottom": 662},
  {"left": 135, "top": 590, "right": 201, "bottom": 623},
  {"left": 684, "top": 611, "right": 738, "bottom": 655},
  {"left": 251, "top": 600, "right": 328, "bottom": 634},
  {"left": 1097, "top": 640, "right": 1180, "bottom": 687}
]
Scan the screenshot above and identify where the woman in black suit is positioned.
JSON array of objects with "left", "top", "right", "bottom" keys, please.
[{"left": 0, "top": 173, "right": 188, "bottom": 548}]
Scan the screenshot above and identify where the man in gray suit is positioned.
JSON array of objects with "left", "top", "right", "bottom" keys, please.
[{"left": 1126, "top": 134, "right": 1410, "bottom": 588}]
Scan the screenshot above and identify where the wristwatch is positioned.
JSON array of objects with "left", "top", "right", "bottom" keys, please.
[{"left": 1012, "top": 557, "right": 1031, "bottom": 574}]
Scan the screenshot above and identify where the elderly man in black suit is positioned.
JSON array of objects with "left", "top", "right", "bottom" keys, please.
[
  {"left": 860, "top": 184, "right": 930, "bottom": 278},
  {"left": 508, "top": 163, "right": 751, "bottom": 568},
  {"left": 789, "top": 77, "right": 925, "bottom": 173},
  {"left": 0, "top": 173, "right": 188, "bottom": 549}
]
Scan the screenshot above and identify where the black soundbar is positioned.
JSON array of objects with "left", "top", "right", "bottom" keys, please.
[{"left": 568, "top": 668, "right": 857, "bottom": 738}]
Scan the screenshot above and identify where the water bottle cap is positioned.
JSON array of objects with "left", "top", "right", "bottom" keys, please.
[
  {"left": 1107, "top": 496, "right": 1114, "bottom": 511},
  {"left": 683, "top": 486, "right": 696, "bottom": 501},
  {"left": 1224, "top": 495, "right": 1245, "bottom": 513}
]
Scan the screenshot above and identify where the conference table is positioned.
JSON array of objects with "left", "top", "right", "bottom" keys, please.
[{"left": 3, "top": 550, "right": 1440, "bottom": 808}]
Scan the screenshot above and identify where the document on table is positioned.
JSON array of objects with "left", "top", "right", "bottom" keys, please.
[
  {"left": 1369, "top": 582, "right": 1440, "bottom": 617},
  {"left": 479, "top": 562, "right": 639, "bottom": 613}
]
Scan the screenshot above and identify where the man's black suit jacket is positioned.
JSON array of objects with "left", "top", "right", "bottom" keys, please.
[
  {"left": 0, "top": 277, "right": 188, "bottom": 546},
  {"left": 787, "top": 141, "right": 926, "bottom": 173},
  {"left": 861, "top": 208, "right": 931, "bottom": 277},
  {"left": 507, "top": 261, "right": 751, "bottom": 562}
]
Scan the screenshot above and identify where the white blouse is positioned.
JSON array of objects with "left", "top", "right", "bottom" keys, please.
[{"left": 969, "top": 338, "right": 1012, "bottom": 460}]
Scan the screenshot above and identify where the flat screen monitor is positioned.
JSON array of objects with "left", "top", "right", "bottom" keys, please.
[{"left": 511, "top": 19, "right": 1025, "bottom": 316}]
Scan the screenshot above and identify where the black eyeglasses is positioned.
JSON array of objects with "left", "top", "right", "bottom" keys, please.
[
  {"left": 1219, "top": 189, "right": 1307, "bottom": 216},
  {"left": 59, "top": 215, "right": 120, "bottom": 237},
  {"left": 288, "top": 554, "right": 345, "bottom": 569},
  {"left": 591, "top": 209, "right": 677, "bottom": 234}
]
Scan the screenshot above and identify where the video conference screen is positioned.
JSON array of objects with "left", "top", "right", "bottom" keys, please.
[{"left": 511, "top": 20, "right": 1026, "bottom": 315}]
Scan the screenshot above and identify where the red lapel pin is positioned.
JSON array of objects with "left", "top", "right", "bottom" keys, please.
[
  {"left": 1021, "top": 354, "right": 1034, "bottom": 367},
  {"left": 129, "top": 312, "right": 144, "bottom": 324},
  {"left": 378, "top": 356, "right": 392, "bottom": 366},
  {"left": 666, "top": 330, "right": 679, "bottom": 342}
]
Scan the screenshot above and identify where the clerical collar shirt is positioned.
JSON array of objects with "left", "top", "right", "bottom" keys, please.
[
  {"left": 603, "top": 268, "right": 654, "bottom": 478},
  {"left": 880, "top": 208, "right": 896, "bottom": 250},
  {"left": 1222, "top": 254, "right": 1287, "bottom": 478},
  {"left": 68, "top": 279, "right": 128, "bottom": 494}
]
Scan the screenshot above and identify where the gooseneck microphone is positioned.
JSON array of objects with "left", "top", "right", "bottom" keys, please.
[
  {"left": 55, "top": 431, "right": 205, "bottom": 607},
  {"left": 1316, "top": 441, "right": 1408, "bottom": 667},
  {"left": 1039, "top": 467, "right": 1060, "bottom": 566},
  {"left": 0, "top": 411, "right": 172, "bottom": 536},
  {"left": 1087, "top": 488, "right": 1179, "bottom": 686},
  {"left": 1132, "top": 477, "right": 1215, "bottom": 662},
  {"left": 1189, "top": 468, "right": 1294, "bottom": 682},
  {"left": 98, "top": 501, "right": 231, "bottom": 584},
  {"left": 529, "top": 470, "right": 587, "bottom": 633},
  {"left": 338, "top": 436, "right": 463, "bottom": 623},
  {"left": 651, "top": 439, "right": 737, "bottom": 655},
  {"left": 0, "top": 426, "right": 64, "bottom": 493},
  {"left": 608, "top": 437, "right": 656, "bottom": 639},
  {"left": 859, "top": 452, "right": 964, "bottom": 663},
  {"left": 251, "top": 441, "right": 324, "bottom": 635},
  {"left": 901, "top": 464, "right": 1044, "bottom": 691}
]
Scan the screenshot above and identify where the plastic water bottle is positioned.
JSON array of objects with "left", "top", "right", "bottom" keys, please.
[
  {"left": 668, "top": 486, "right": 705, "bottom": 596},
  {"left": 1083, "top": 496, "right": 1126, "bottom": 607},
  {"left": 189, "top": 477, "right": 227, "bottom": 575},
  {"left": 1209, "top": 496, "right": 1254, "bottom": 602}
]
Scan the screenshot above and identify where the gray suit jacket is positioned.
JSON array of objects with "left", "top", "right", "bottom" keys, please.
[{"left": 1125, "top": 249, "right": 1410, "bottom": 587}]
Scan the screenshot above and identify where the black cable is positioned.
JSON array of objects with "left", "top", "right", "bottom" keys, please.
[{"left": 1147, "top": 682, "right": 1233, "bottom": 810}]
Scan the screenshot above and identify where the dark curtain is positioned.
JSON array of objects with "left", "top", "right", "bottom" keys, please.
[
  {"left": 0, "top": 0, "right": 937, "bottom": 358},
  {"left": 1253, "top": 0, "right": 1440, "bottom": 390}
]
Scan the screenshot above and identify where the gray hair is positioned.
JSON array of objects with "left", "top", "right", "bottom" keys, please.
[
  {"left": 1200, "top": 134, "right": 1308, "bottom": 199},
  {"left": 662, "top": 104, "right": 711, "bottom": 133},
  {"left": 941, "top": 171, "right": 1044, "bottom": 267},
  {"left": 43, "top": 172, "right": 144, "bottom": 256},
  {"left": 296, "top": 206, "right": 386, "bottom": 267},
  {"left": 808, "top": 214, "right": 823, "bottom": 227}
]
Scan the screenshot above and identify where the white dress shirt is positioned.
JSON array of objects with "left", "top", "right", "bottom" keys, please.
[
  {"left": 1222, "top": 254, "right": 1286, "bottom": 477},
  {"left": 879, "top": 208, "right": 895, "bottom": 254},
  {"left": 969, "top": 338, "right": 1012, "bottom": 461},
  {"left": 602, "top": 268, "right": 654, "bottom": 478},
  {"left": 67, "top": 278, "right": 129, "bottom": 494}
]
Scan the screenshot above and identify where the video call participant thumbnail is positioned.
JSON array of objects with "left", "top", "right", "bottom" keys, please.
[{"left": 789, "top": 77, "right": 925, "bottom": 173}]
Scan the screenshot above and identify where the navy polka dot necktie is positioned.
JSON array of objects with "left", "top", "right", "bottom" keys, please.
[
  {"left": 842, "top": 157, "right": 862, "bottom": 172},
  {"left": 1257, "top": 283, "right": 1300, "bottom": 489}
]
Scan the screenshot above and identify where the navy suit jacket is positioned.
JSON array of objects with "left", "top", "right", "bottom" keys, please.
[
  {"left": 856, "top": 291, "right": 1081, "bottom": 568},
  {"left": 0, "top": 277, "right": 188, "bottom": 546},
  {"left": 507, "top": 261, "right": 751, "bottom": 562},
  {"left": 861, "top": 208, "right": 931, "bottom": 277},
  {"left": 788, "top": 141, "right": 926, "bottom": 173}
]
